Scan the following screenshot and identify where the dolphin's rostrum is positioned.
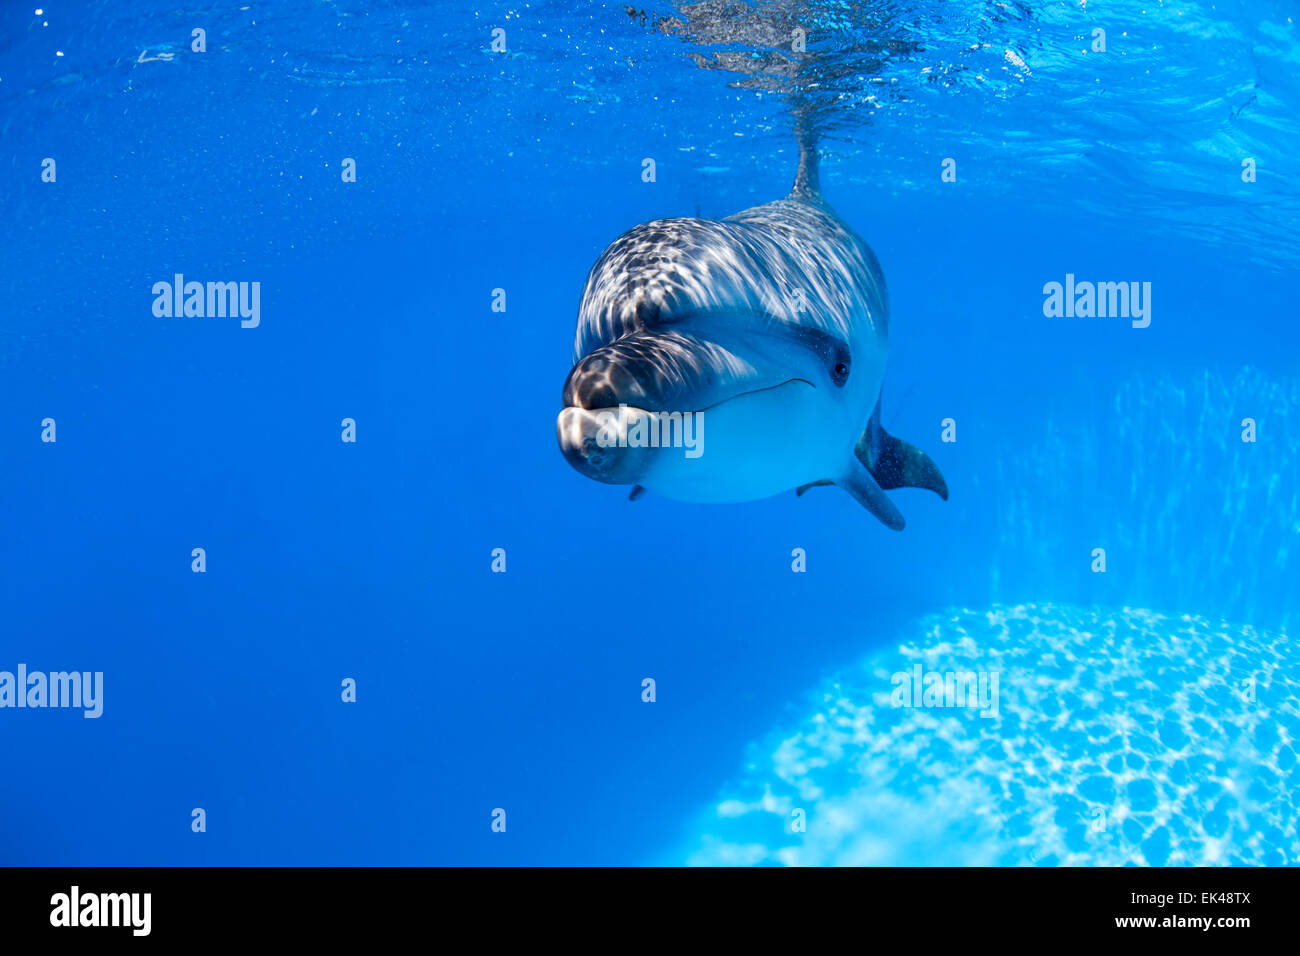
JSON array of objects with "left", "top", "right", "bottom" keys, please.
[{"left": 556, "top": 135, "right": 947, "bottom": 529}]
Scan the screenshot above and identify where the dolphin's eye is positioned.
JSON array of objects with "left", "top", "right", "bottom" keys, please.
[{"left": 831, "top": 350, "right": 851, "bottom": 387}]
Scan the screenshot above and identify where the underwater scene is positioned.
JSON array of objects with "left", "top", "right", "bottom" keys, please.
[{"left": 1, "top": 0, "right": 1297, "bottom": 867}]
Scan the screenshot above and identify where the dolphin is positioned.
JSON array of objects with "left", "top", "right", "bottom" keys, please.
[{"left": 555, "top": 137, "right": 947, "bottom": 529}]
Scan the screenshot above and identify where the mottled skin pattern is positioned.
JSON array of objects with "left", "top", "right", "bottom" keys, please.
[{"left": 572, "top": 197, "right": 887, "bottom": 367}]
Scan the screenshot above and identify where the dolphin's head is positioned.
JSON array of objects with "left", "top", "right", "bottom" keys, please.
[
  {"left": 557, "top": 217, "right": 875, "bottom": 493},
  {"left": 557, "top": 322, "right": 854, "bottom": 475}
]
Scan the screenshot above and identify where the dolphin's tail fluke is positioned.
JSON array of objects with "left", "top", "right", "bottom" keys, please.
[{"left": 791, "top": 116, "right": 820, "bottom": 199}]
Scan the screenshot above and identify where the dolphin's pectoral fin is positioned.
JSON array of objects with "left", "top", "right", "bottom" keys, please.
[
  {"left": 857, "top": 398, "right": 949, "bottom": 500},
  {"left": 795, "top": 479, "right": 833, "bottom": 497},
  {"left": 799, "top": 464, "right": 905, "bottom": 529},
  {"left": 629, "top": 485, "right": 647, "bottom": 501},
  {"left": 836, "top": 459, "right": 906, "bottom": 530}
]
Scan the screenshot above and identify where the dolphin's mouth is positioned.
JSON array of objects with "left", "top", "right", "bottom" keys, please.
[
  {"left": 556, "top": 377, "right": 817, "bottom": 486},
  {"left": 693, "top": 376, "right": 815, "bottom": 413}
]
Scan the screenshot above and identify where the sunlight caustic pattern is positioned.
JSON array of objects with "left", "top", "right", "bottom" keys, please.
[{"left": 686, "top": 604, "right": 1298, "bottom": 867}]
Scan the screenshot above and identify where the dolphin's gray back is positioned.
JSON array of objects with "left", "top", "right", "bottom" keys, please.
[{"left": 572, "top": 197, "right": 887, "bottom": 361}]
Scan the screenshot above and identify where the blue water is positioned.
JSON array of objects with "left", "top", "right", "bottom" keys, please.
[{"left": 1, "top": 1, "right": 1297, "bottom": 866}]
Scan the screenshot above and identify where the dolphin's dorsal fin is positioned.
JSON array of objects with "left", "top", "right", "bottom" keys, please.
[
  {"left": 857, "top": 397, "right": 949, "bottom": 500},
  {"left": 791, "top": 122, "right": 820, "bottom": 199}
]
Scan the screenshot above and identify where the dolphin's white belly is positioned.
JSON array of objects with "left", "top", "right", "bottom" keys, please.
[{"left": 641, "top": 379, "right": 861, "bottom": 502}]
